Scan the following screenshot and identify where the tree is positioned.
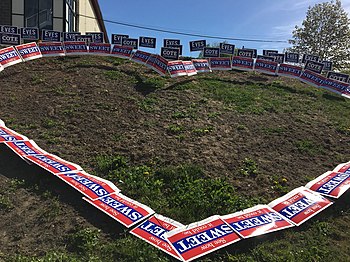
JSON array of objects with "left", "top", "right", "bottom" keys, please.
[{"left": 289, "top": 0, "right": 350, "bottom": 70}]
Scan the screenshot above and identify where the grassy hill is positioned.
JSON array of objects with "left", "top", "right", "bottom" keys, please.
[{"left": 0, "top": 55, "right": 349, "bottom": 261}]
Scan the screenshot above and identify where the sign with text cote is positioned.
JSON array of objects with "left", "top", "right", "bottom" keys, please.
[
  {"left": 75, "top": 35, "right": 93, "bottom": 44},
  {"left": 139, "top": 36, "right": 156, "bottom": 48},
  {"left": 161, "top": 47, "right": 179, "bottom": 60},
  {"left": 189, "top": 40, "right": 206, "bottom": 51},
  {"left": 304, "top": 60, "right": 324, "bottom": 74},
  {"left": 236, "top": 49, "right": 254, "bottom": 58},
  {"left": 270, "top": 53, "right": 285, "bottom": 64},
  {"left": 203, "top": 47, "right": 220, "bottom": 58},
  {"left": 122, "top": 38, "right": 138, "bottom": 49},
  {"left": 0, "top": 33, "right": 21, "bottom": 46},
  {"left": 327, "top": 71, "right": 349, "bottom": 83}
]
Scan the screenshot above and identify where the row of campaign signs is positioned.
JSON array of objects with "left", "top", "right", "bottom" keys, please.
[
  {"left": 0, "top": 40, "right": 349, "bottom": 99},
  {"left": 1, "top": 117, "right": 350, "bottom": 261}
]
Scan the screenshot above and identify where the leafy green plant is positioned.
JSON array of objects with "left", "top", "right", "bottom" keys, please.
[{"left": 239, "top": 158, "right": 258, "bottom": 177}]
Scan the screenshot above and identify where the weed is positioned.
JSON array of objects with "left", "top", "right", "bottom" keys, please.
[
  {"left": 104, "top": 70, "right": 125, "bottom": 80},
  {"left": 31, "top": 74, "right": 45, "bottom": 85},
  {"left": 295, "top": 139, "right": 323, "bottom": 156},
  {"left": 270, "top": 175, "right": 289, "bottom": 194},
  {"left": 0, "top": 195, "right": 13, "bottom": 210},
  {"left": 208, "top": 111, "right": 221, "bottom": 118},
  {"left": 68, "top": 228, "right": 100, "bottom": 255},
  {"left": 192, "top": 126, "right": 214, "bottom": 136},
  {"left": 239, "top": 158, "right": 258, "bottom": 177},
  {"left": 141, "top": 77, "right": 166, "bottom": 89},
  {"left": 167, "top": 124, "right": 184, "bottom": 134},
  {"left": 138, "top": 97, "right": 158, "bottom": 112},
  {"left": 42, "top": 118, "right": 58, "bottom": 129},
  {"left": 95, "top": 155, "right": 128, "bottom": 175}
]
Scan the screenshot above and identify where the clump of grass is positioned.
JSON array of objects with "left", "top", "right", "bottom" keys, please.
[{"left": 239, "top": 158, "right": 258, "bottom": 177}]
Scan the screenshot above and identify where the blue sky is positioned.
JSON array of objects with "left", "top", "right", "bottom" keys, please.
[{"left": 99, "top": 0, "right": 350, "bottom": 56}]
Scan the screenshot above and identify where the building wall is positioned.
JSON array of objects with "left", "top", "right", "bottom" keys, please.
[
  {"left": 0, "top": 0, "right": 12, "bottom": 25},
  {"left": 78, "top": 0, "right": 102, "bottom": 34},
  {"left": 12, "top": 0, "right": 24, "bottom": 27},
  {"left": 53, "top": 0, "right": 64, "bottom": 32}
]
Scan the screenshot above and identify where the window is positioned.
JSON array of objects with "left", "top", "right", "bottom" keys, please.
[
  {"left": 65, "top": 0, "right": 77, "bottom": 32},
  {"left": 25, "top": 0, "right": 53, "bottom": 30}
]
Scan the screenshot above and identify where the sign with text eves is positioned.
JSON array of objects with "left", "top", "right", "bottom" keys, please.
[
  {"left": 231, "top": 56, "right": 254, "bottom": 71},
  {"left": 110, "top": 45, "right": 133, "bottom": 59},
  {"left": 0, "top": 46, "right": 22, "bottom": 68},
  {"left": 88, "top": 43, "right": 111, "bottom": 55},
  {"left": 302, "top": 54, "right": 319, "bottom": 63},
  {"left": 161, "top": 47, "right": 179, "bottom": 60},
  {"left": 203, "top": 47, "right": 220, "bottom": 58},
  {"left": 0, "top": 126, "right": 29, "bottom": 143},
  {"left": 277, "top": 64, "right": 302, "bottom": 79},
  {"left": 41, "top": 30, "right": 61, "bottom": 42},
  {"left": 111, "top": 34, "right": 129, "bottom": 45},
  {"left": 146, "top": 55, "right": 168, "bottom": 76},
  {"left": 268, "top": 186, "right": 333, "bottom": 226},
  {"left": 38, "top": 42, "right": 65, "bottom": 57},
  {"left": 220, "top": 43, "right": 235, "bottom": 55},
  {"left": 285, "top": 52, "right": 300, "bottom": 63},
  {"left": 5, "top": 140, "right": 49, "bottom": 158},
  {"left": 15, "top": 42, "right": 42, "bottom": 62},
  {"left": 131, "top": 50, "right": 153, "bottom": 65},
  {"left": 0, "top": 33, "right": 21, "bottom": 46},
  {"left": 86, "top": 32, "right": 104, "bottom": 43},
  {"left": 63, "top": 32, "right": 81, "bottom": 42},
  {"left": 254, "top": 59, "right": 278, "bottom": 75},
  {"left": 192, "top": 59, "right": 212, "bottom": 73},
  {"left": 263, "top": 50, "right": 278, "bottom": 56},
  {"left": 221, "top": 205, "right": 294, "bottom": 238},
  {"left": 84, "top": 192, "right": 154, "bottom": 228},
  {"left": 165, "top": 215, "right": 241, "bottom": 262},
  {"left": 21, "top": 27, "right": 39, "bottom": 40},
  {"left": 1, "top": 25, "right": 18, "bottom": 34},
  {"left": 130, "top": 214, "right": 184, "bottom": 260},
  {"left": 305, "top": 171, "right": 350, "bottom": 199},
  {"left": 64, "top": 41, "right": 88, "bottom": 55},
  {"left": 257, "top": 55, "right": 275, "bottom": 62},
  {"left": 189, "top": 40, "right": 206, "bottom": 52},
  {"left": 164, "top": 39, "right": 181, "bottom": 47},
  {"left": 167, "top": 60, "right": 187, "bottom": 77},
  {"left": 299, "top": 69, "right": 326, "bottom": 87},
  {"left": 139, "top": 36, "right": 156, "bottom": 48},
  {"left": 182, "top": 61, "right": 197, "bottom": 76},
  {"left": 209, "top": 57, "right": 231, "bottom": 70}
]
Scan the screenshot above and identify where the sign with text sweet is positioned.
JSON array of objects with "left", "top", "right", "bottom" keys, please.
[
  {"left": 0, "top": 126, "right": 29, "bottom": 143},
  {"left": 161, "top": 47, "right": 179, "bottom": 60},
  {"left": 299, "top": 69, "right": 326, "bottom": 87},
  {"left": 5, "top": 140, "right": 48, "bottom": 158},
  {"left": 57, "top": 171, "right": 119, "bottom": 200},
  {"left": 333, "top": 161, "right": 350, "bottom": 175},
  {"left": 24, "top": 154, "right": 82, "bottom": 175},
  {"left": 84, "top": 192, "right": 154, "bottom": 227},
  {"left": 15, "top": 42, "right": 42, "bottom": 62},
  {"left": 189, "top": 40, "right": 206, "bottom": 52},
  {"left": 302, "top": 54, "right": 319, "bottom": 63},
  {"left": 304, "top": 60, "right": 324, "bottom": 74},
  {"left": 139, "top": 36, "right": 156, "bottom": 48},
  {"left": 277, "top": 64, "right": 302, "bottom": 79},
  {"left": 41, "top": 30, "right": 61, "bottom": 42},
  {"left": 209, "top": 57, "right": 231, "bottom": 70},
  {"left": 0, "top": 33, "right": 21, "bottom": 46},
  {"left": 111, "top": 34, "right": 129, "bottom": 45},
  {"left": 165, "top": 215, "right": 240, "bottom": 262},
  {"left": 130, "top": 214, "right": 184, "bottom": 259},
  {"left": 167, "top": 60, "right": 187, "bottom": 77},
  {"left": 0, "top": 46, "right": 22, "bottom": 68},
  {"left": 254, "top": 59, "right": 278, "bottom": 75},
  {"left": 220, "top": 43, "right": 235, "bottom": 55},
  {"left": 236, "top": 49, "right": 254, "bottom": 58},
  {"left": 164, "top": 39, "right": 181, "bottom": 47},
  {"left": 110, "top": 45, "right": 133, "bottom": 59},
  {"left": 63, "top": 32, "right": 81, "bottom": 42},
  {"left": 64, "top": 41, "right": 88, "bottom": 55},
  {"left": 20, "top": 27, "right": 39, "bottom": 40},
  {"left": 38, "top": 42, "right": 65, "bottom": 57},
  {"left": 146, "top": 55, "right": 168, "bottom": 76},
  {"left": 86, "top": 32, "right": 104, "bottom": 43},
  {"left": 203, "top": 47, "right": 220, "bottom": 58},
  {"left": 231, "top": 56, "right": 254, "bottom": 71},
  {"left": 285, "top": 52, "right": 300, "bottom": 63},
  {"left": 182, "top": 61, "right": 197, "bottom": 76},
  {"left": 192, "top": 59, "right": 211, "bottom": 73},
  {"left": 1, "top": 25, "right": 18, "bottom": 34},
  {"left": 88, "top": 43, "right": 111, "bottom": 55},
  {"left": 327, "top": 71, "right": 349, "bottom": 83},
  {"left": 221, "top": 205, "right": 294, "bottom": 238},
  {"left": 320, "top": 78, "right": 350, "bottom": 97},
  {"left": 131, "top": 50, "right": 153, "bottom": 65},
  {"left": 305, "top": 171, "right": 350, "bottom": 199},
  {"left": 122, "top": 38, "right": 138, "bottom": 49},
  {"left": 268, "top": 186, "right": 333, "bottom": 226}
]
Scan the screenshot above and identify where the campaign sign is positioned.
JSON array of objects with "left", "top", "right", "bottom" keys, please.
[
  {"left": 203, "top": 47, "right": 220, "bottom": 58},
  {"left": 168, "top": 60, "right": 187, "bottom": 77},
  {"left": 322, "top": 60, "right": 333, "bottom": 71},
  {"left": 161, "top": 47, "right": 179, "bottom": 60},
  {"left": 327, "top": 71, "right": 349, "bottom": 83},
  {"left": 88, "top": 43, "right": 111, "bottom": 55},
  {"left": 15, "top": 42, "right": 42, "bottom": 62},
  {"left": 182, "top": 61, "right": 197, "bottom": 76},
  {"left": 5, "top": 140, "right": 48, "bottom": 158},
  {"left": 270, "top": 53, "right": 285, "bottom": 64},
  {"left": 131, "top": 50, "right": 153, "bottom": 65},
  {"left": 305, "top": 171, "right": 350, "bottom": 199},
  {"left": 231, "top": 56, "right": 254, "bottom": 71},
  {"left": 147, "top": 55, "right": 168, "bottom": 76},
  {"left": 268, "top": 186, "right": 333, "bottom": 226},
  {"left": 86, "top": 32, "right": 104, "bottom": 43},
  {"left": 75, "top": 35, "right": 93, "bottom": 44},
  {"left": 139, "top": 36, "right": 156, "bottom": 48},
  {"left": 257, "top": 55, "right": 275, "bottom": 62},
  {"left": 320, "top": 78, "right": 350, "bottom": 97},
  {"left": 168, "top": 44, "right": 183, "bottom": 55},
  {"left": 192, "top": 59, "right": 212, "bottom": 73},
  {"left": 285, "top": 52, "right": 300, "bottom": 63},
  {"left": 304, "top": 60, "right": 324, "bottom": 74},
  {"left": 299, "top": 69, "right": 326, "bottom": 87},
  {"left": 277, "top": 64, "right": 302, "bottom": 79},
  {"left": 38, "top": 42, "right": 65, "bottom": 57},
  {"left": 130, "top": 214, "right": 184, "bottom": 259},
  {"left": 263, "top": 50, "right": 278, "bottom": 56},
  {"left": 0, "top": 33, "right": 21, "bottom": 46},
  {"left": 0, "top": 125, "right": 29, "bottom": 143},
  {"left": 110, "top": 45, "right": 133, "bottom": 59},
  {"left": 21, "top": 27, "right": 39, "bottom": 40},
  {"left": 236, "top": 49, "right": 254, "bottom": 58},
  {"left": 302, "top": 54, "right": 319, "bottom": 63},
  {"left": 0, "top": 46, "right": 22, "bottom": 68},
  {"left": 220, "top": 43, "right": 235, "bottom": 55},
  {"left": 57, "top": 171, "right": 119, "bottom": 200},
  {"left": 111, "top": 34, "right": 129, "bottom": 45},
  {"left": 0, "top": 63, "right": 3, "bottom": 73},
  {"left": 64, "top": 41, "right": 88, "bottom": 55},
  {"left": 189, "top": 40, "right": 206, "bottom": 52},
  {"left": 164, "top": 39, "right": 181, "bottom": 47},
  {"left": 209, "top": 57, "right": 231, "bottom": 71},
  {"left": 24, "top": 154, "right": 82, "bottom": 175},
  {"left": 165, "top": 215, "right": 240, "bottom": 262},
  {"left": 333, "top": 161, "right": 350, "bottom": 175},
  {"left": 63, "top": 32, "right": 81, "bottom": 42},
  {"left": 221, "top": 205, "right": 294, "bottom": 238},
  {"left": 41, "top": 30, "right": 61, "bottom": 42},
  {"left": 1, "top": 25, "right": 18, "bottom": 34},
  {"left": 84, "top": 192, "right": 154, "bottom": 227},
  {"left": 254, "top": 59, "right": 278, "bottom": 75},
  {"left": 122, "top": 38, "right": 138, "bottom": 49}
]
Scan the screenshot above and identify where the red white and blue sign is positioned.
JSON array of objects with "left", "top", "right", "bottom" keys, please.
[
  {"left": 64, "top": 41, "right": 88, "bottom": 55},
  {"left": 20, "top": 27, "right": 39, "bottom": 40},
  {"left": 189, "top": 40, "right": 206, "bottom": 52},
  {"left": 320, "top": 78, "right": 350, "bottom": 97},
  {"left": 131, "top": 50, "right": 153, "bottom": 65},
  {"left": 182, "top": 61, "right": 197, "bottom": 76},
  {"left": 42, "top": 30, "right": 61, "bottom": 42},
  {"left": 232, "top": 56, "right": 254, "bottom": 71},
  {"left": 254, "top": 59, "right": 278, "bottom": 75},
  {"left": 277, "top": 64, "right": 302, "bottom": 79},
  {"left": 167, "top": 61, "right": 187, "bottom": 77},
  {"left": 110, "top": 45, "right": 133, "bottom": 59},
  {"left": 146, "top": 55, "right": 168, "bottom": 76},
  {"left": 88, "top": 43, "right": 111, "bottom": 55},
  {"left": 0, "top": 33, "right": 21, "bottom": 46},
  {"left": 38, "top": 42, "right": 65, "bottom": 57},
  {"left": 209, "top": 57, "right": 231, "bottom": 70},
  {"left": 130, "top": 214, "right": 184, "bottom": 259},
  {"left": 57, "top": 171, "right": 119, "bottom": 200},
  {"left": 305, "top": 171, "right": 350, "bottom": 199},
  {"left": 15, "top": 42, "right": 42, "bottom": 62},
  {"left": 299, "top": 69, "right": 326, "bottom": 87},
  {"left": 221, "top": 205, "right": 294, "bottom": 238},
  {"left": 333, "top": 161, "right": 350, "bottom": 175},
  {"left": 192, "top": 59, "right": 211, "bottom": 73},
  {"left": 84, "top": 192, "right": 154, "bottom": 227},
  {"left": 5, "top": 140, "right": 48, "bottom": 158},
  {"left": 0, "top": 125, "right": 29, "bottom": 143},
  {"left": 0, "top": 46, "right": 22, "bottom": 68},
  {"left": 268, "top": 186, "right": 333, "bottom": 226},
  {"left": 165, "top": 215, "right": 240, "bottom": 262}
]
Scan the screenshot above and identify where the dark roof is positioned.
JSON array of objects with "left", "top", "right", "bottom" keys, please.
[{"left": 90, "top": 0, "right": 109, "bottom": 43}]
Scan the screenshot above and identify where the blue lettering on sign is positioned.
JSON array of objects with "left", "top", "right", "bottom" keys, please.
[
  {"left": 168, "top": 64, "right": 185, "bottom": 72},
  {"left": 256, "top": 62, "right": 277, "bottom": 70},
  {"left": 139, "top": 220, "right": 168, "bottom": 241},
  {"left": 0, "top": 50, "right": 19, "bottom": 62},
  {"left": 18, "top": 46, "right": 40, "bottom": 56},
  {"left": 42, "top": 30, "right": 61, "bottom": 42},
  {"left": 11, "top": 141, "right": 39, "bottom": 155},
  {"left": 323, "top": 79, "right": 348, "bottom": 91},
  {"left": 316, "top": 173, "right": 350, "bottom": 194},
  {"left": 302, "top": 71, "right": 324, "bottom": 85},
  {"left": 65, "top": 44, "right": 87, "bottom": 51},
  {"left": 232, "top": 58, "right": 253, "bottom": 67},
  {"left": 21, "top": 28, "right": 39, "bottom": 40},
  {"left": 99, "top": 195, "right": 143, "bottom": 221},
  {"left": 211, "top": 60, "right": 230, "bottom": 66},
  {"left": 229, "top": 212, "right": 284, "bottom": 232},
  {"left": 112, "top": 46, "right": 132, "bottom": 55},
  {"left": 32, "top": 155, "right": 72, "bottom": 173},
  {"left": 173, "top": 224, "right": 234, "bottom": 254},
  {"left": 0, "top": 129, "right": 18, "bottom": 141},
  {"left": 280, "top": 196, "right": 316, "bottom": 219},
  {"left": 153, "top": 57, "right": 167, "bottom": 70},
  {"left": 89, "top": 45, "right": 110, "bottom": 52},
  {"left": 1, "top": 26, "right": 18, "bottom": 34},
  {"left": 64, "top": 173, "right": 110, "bottom": 197},
  {"left": 279, "top": 65, "right": 302, "bottom": 75},
  {"left": 39, "top": 45, "right": 64, "bottom": 52}
]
